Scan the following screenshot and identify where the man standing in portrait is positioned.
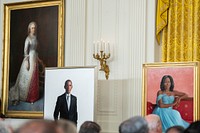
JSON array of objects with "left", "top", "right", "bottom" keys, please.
[{"left": 53, "top": 79, "right": 78, "bottom": 126}]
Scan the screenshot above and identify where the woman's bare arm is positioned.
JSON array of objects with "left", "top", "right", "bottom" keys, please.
[
  {"left": 173, "top": 90, "right": 188, "bottom": 99},
  {"left": 173, "top": 90, "right": 188, "bottom": 105},
  {"left": 158, "top": 98, "right": 177, "bottom": 108}
]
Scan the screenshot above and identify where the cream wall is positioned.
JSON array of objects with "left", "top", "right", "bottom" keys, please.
[{"left": 0, "top": 0, "right": 161, "bottom": 132}]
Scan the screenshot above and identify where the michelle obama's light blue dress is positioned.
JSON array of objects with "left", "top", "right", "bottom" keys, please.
[{"left": 153, "top": 94, "right": 189, "bottom": 132}]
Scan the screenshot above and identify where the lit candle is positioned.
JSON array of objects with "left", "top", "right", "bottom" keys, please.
[
  {"left": 102, "top": 41, "right": 105, "bottom": 51},
  {"left": 93, "top": 41, "right": 95, "bottom": 54},
  {"left": 100, "top": 39, "right": 103, "bottom": 51},
  {"left": 108, "top": 42, "right": 110, "bottom": 54},
  {"left": 97, "top": 41, "right": 100, "bottom": 53},
  {"left": 106, "top": 42, "right": 109, "bottom": 54}
]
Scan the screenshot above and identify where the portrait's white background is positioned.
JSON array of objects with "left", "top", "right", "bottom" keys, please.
[{"left": 44, "top": 66, "right": 97, "bottom": 129}]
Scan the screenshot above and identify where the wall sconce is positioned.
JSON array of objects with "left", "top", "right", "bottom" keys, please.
[{"left": 93, "top": 40, "right": 110, "bottom": 80}]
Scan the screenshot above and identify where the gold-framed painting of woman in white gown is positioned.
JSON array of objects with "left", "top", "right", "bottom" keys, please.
[{"left": 1, "top": 0, "right": 65, "bottom": 118}]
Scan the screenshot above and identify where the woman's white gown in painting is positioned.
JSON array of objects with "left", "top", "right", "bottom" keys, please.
[{"left": 9, "top": 35, "right": 39, "bottom": 104}]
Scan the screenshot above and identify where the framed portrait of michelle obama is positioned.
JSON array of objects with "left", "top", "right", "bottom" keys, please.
[
  {"left": 1, "top": 0, "right": 65, "bottom": 118},
  {"left": 142, "top": 62, "right": 200, "bottom": 123}
]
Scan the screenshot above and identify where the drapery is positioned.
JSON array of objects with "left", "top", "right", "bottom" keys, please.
[{"left": 156, "top": 0, "right": 200, "bottom": 62}]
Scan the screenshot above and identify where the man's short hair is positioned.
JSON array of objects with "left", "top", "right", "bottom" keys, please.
[
  {"left": 119, "top": 116, "right": 149, "bottom": 133},
  {"left": 56, "top": 119, "right": 77, "bottom": 133},
  {"left": 15, "top": 120, "right": 57, "bottom": 133},
  {"left": 0, "top": 121, "right": 11, "bottom": 133},
  {"left": 79, "top": 121, "right": 101, "bottom": 133},
  {"left": 64, "top": 80, "right": 72, "bottom": 87},
  {"left": 145, "top": 114, "right": 162, "bottom": 133},
  {"left": 166, "top": 125, "right": 184, "bottom": 133},
  {"left": 184, "top": 120, "right": 200, "bottom": 133}
]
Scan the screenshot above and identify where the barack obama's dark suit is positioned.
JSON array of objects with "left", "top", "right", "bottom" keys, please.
[{"left": 54, "top": 93, "right": 78, "bottom": 125}]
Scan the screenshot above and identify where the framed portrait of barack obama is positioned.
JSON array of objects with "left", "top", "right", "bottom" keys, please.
[
  {"left": 44, "top": 66, "right": 97, "bottom": 129},
  {"left": 1, "top": 0, "right": 65, "bottom": 118},
  {"left": 142, "top": 62, "right": 200, "bottom": 129}
]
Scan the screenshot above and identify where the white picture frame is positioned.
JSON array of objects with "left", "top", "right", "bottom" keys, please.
[{"left": 44, "top": 66, "right": 97, "bottom": 129}]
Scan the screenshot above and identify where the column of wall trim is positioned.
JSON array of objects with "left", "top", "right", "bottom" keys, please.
[
  {"left": 65, "top": 0, "right": 86, "bottom": 66},
  {"left": 129, "top": 0, "right": 146, "bottom": 116}
]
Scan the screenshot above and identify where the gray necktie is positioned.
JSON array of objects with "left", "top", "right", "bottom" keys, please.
[{"left": 67, "top": 95, "right": 70, "bottom": 110}]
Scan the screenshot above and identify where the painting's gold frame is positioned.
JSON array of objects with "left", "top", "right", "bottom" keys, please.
[
  {"left": 2, "top": 0, "right": 65, "bottom": 118},
  {"left": 142, "top": 62, "right": 200, "bottom": 121}
]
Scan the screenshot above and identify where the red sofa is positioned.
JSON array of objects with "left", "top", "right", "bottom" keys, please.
[{"left": 147, "top": 97, "right": 193, "bottom": 123}]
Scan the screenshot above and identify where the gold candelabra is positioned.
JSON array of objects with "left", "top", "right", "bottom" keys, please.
[{"left": 93, "top": 40, "right": 110, "bottom": 79}]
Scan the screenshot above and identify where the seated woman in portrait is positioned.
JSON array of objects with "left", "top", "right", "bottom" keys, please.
[{"left": 152, "top": 75, "right": 189, "bottom": 132}]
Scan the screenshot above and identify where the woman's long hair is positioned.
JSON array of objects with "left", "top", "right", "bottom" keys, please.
[{"left": 160, "top": 75, "right": 174, "bottom": 91}]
